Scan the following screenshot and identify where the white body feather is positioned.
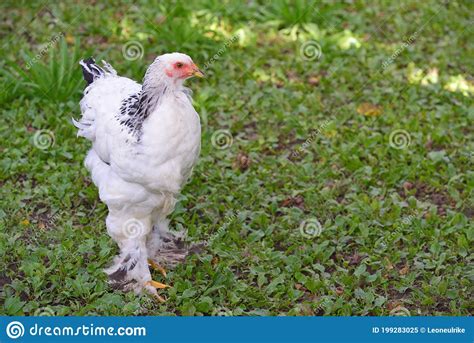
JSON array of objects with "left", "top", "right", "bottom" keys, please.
[{"left": 75, "top": 55, "right": 201, "bottom": 293}]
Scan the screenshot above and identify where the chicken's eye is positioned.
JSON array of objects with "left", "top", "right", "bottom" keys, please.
[{"left": 176, "top": 62, "right": 184, "bottom": 68}]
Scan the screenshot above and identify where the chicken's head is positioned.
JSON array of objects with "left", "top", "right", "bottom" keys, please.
[{"left": 157, "top": 53, "right": 203, "bottom": 81}]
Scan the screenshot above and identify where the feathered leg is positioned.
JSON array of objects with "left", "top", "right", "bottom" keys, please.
[
  {"left": 84, "top": 151, "right": 169, "bottom": 299},
  {"left": 146, "top": 218, "right": 205, "bottom": 270},
  {"left": 104, "top": 211, "right": 169, "bottom": 300},
  {"left": 146, "top": 218, "right": 189, "bottom": 268},
  {"left": 146, "top": 196, "right": 189, "bottom": 268}
]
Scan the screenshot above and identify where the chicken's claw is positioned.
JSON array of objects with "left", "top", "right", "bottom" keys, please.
[
  {"left": 146, "top": 280, "right": 170, "bottom": 289},
  {"left": 148, "top": 259, "right": 167, "bottom": 277},
  {"left": 144, "top": 281, "right": 168, "bottom": 303},
  {"left": 153, "top": 293, "right": 166, "bottom": 303}
]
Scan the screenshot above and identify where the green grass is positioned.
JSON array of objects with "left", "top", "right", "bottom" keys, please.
[{"left": 0, "top": 0, "right": 473, "bottom": 316}]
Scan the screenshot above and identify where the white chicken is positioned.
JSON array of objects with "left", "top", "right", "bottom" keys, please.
[{"left": 74, "top": 53, "right": 203, "bottom": 300}]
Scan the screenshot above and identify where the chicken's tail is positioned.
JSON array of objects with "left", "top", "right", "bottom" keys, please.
[{"left": 79, "top": 57, "right": 117, "bottom": 86}]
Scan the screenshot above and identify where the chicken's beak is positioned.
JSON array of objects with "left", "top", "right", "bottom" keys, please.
[{"left": 192, "top": 65, "right": 204, "bottom": 78}]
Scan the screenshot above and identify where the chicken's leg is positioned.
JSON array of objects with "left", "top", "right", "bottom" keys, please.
[
  {"left": 146, "top": 219, "right": 194, "bottom": 267},
  {"left": 104, "top": 213, "right": 170, "bottom": 300}
]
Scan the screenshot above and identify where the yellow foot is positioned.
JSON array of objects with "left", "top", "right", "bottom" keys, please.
[
  {"left": 148, "top": 259, "right": 167, "bottom": 277},
  {"left": 145, "top": 280, "right": 170, "bottom": 303},
  {"left": 146, "top": 280, "right": 170, "bottom": 289}
]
